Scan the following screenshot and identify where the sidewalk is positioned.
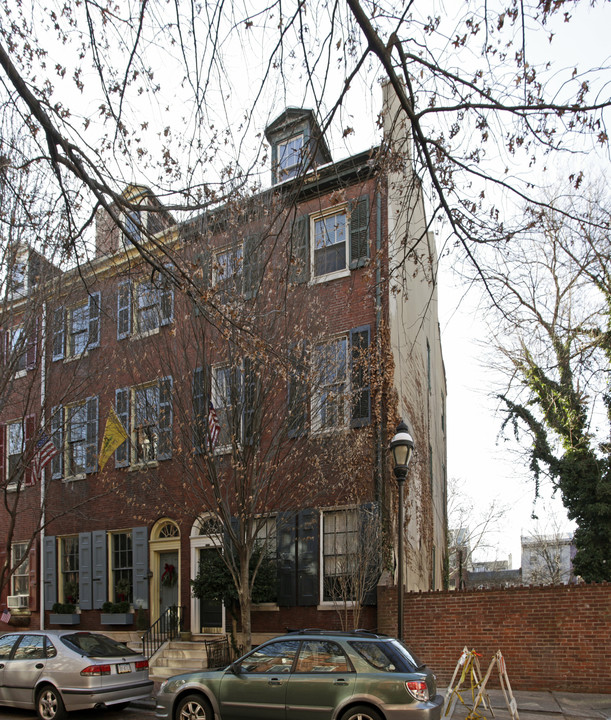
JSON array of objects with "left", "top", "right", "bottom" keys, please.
[{"left": 441, "top": 688, "right": 611, "bottom": 720}]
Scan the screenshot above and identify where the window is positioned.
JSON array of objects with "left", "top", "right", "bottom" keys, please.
[
  {"left": 239, "top": 640, "right": 299, "bottom": 673},
  {"left": 4, "top": 323, "right": 37, "bottom": 374},
  {"left": 50, "top": 397, "right": 99, "bottom": 480},
  {"left": 124, "top": 208, "right": 142, "bottom": 245},
  {"left": 3, "top": 416, "right": 35, "bottom": 488},
  {"left": 52, "top": 293, "right": 100, "bottom": 361},
  {"left": 213, "top": 245, "right": 243, "bottom": 302},
  {"left": 277, "top": 133, "right": 304, "bottom": 180},
  {"left": 256, "top": 517, "right": 277, "bottom": 559},
  {"left": 117, "top": 278, "right": 173, "bottom": 340},
  {"left": 295, "top": 640, "right": 350, "bottom": 673},
  {"left": 61, "top": 536, "right": 79, "bottom": 604},
  {"left": 323, "top": 508, "right": 358, "bottom": 601},
  {"left": 11, "top": 542, "right": 29, "bottom": 597},
  {"left": 10, "top": 326, "right": 27, "bottom": 373},
  {"left": 114, "top": 378, "right": 173, "bottom": 467},
  {"left": 312, "top": 336, "right": 348, "bottom": 432},
  {"left": 313, "top": 209, "right": 347, "bottom": 277},
  {"left": 112, "top": 532, "right": 133, "bottom": 603},
  {"left": 212, "top": 364, "right": 238, "bottom": 448}
]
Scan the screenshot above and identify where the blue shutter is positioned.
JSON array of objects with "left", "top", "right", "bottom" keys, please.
[
  {"left": 276, "top": 512, "right": 297, "bottom": 606},
  {"left": 79, "top": 532, "right": 93, "bottom": 610},
  {"left": 297, "top": 509, "right": 319, "bottom": 606},
  {"left": 88, "top": 292, "right": 101, "bottom": 348},
  {"left": 157, "top": 377, "right": 173, "bottom": 460},
  {"left": 51, "top": 406, "right": 63, "bottom": 479},
  {"left": 132, "top": 526, "right": 148, "bottom": 609},
  {"left": 350, "top": 325, "right": 371, "bottom": 427},
  {"left": 117, "top": 281, "right": 131, "bottom": 340},
  {"left": 115, "top": 388, "right": 129, "bottom": 467},
  {"left": 43, "top": 535, "right": 57, "bottom": 611},
  {"left": 52, "top": 307, "right": 65, "bottom": 361},
  {"left": 349, "top": 195, "right": 370, "bottom": 269},
  {"left": 92, "top": 530, "right": 108, "bottom": 609},
  {"left": 85, "top": 396, "right": 98, "bottom": 473}
]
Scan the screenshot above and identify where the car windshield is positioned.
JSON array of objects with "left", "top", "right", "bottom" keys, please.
[
  {"left": 61, "top": 633, "right": 139, "bottom": 657},
  {"left": 350, "top": 640, "right": 424, "bottom": 673}
]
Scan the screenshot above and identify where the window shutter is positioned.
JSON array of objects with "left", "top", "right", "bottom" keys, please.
[
  {"left": 88, "top": 292, "right": 101, "bottom": 348},
  {"left": 0, "top": 329, "right": 6, "bottom": 366},
  {"left": 117, "top": 281, "right": 131, "bottom": 340},
  {"left": 26, "top": 317, "right": 38, "bottom": 369},
  {"left": 92, "top": 530, "right": 107, "bottom": 609},
  {"left": 359, "top": 502, "right": 381, "bottom": 605},
  {"left": 43, "top": 535, "right": 57, "bottom": 611},
  {"left": 349, "top": 195, "right": 370, "bottom": 269},
  {"left": 0, "top": 423, "right": 5, "bottom": 483},
  {"left": 287, "top": 340, "right": 308, "bottom": 438},
  {"left": 85, "top": 396, "right": 99, "bottom": 473},
  {"left": 28, "top": 543, "right": 38, "bottom": 610},
  {"left": 160, "top": 278, "right": 174, "bottom": 326},
  {"left": 133, "top": 526, "right": 149, "bottom": 609},
  {"left": 79, "top": 532, "right": 93, "bottom": 610},
  {"left": 350, "top": 325, "right": 371, "bottom": 427},
  {"left": 276, "top": 512, "right": 297, "bottom": 606},
  {"left": 115, "top": 388, "right": 129, "bottom": 467},
  {"left": 52, "top": 307, "right": 65, "bottom": 361},
  {"left": 289, "top": 215, "right": 309, "bottom": 284},
  {"left": 51, "top": 406, "right": 63, "bottom": 479},
  {"left": 192, "top": 367, "right": 206, "bottom": 453},
  {"left": 271, "top": 142, "right": 278, "bottom": 185},
  {"left": 243, "top": 233, "right": 262, "bottom": 299},
  {"left": 297, "top": 509, "right": 319, "bottom": 606},
  {"left": 24, "top": 414, "right": 36, "bottom": 486},
  {"left": 242, "top": 358, "right": 258, "bottom": 445},
  {"left": 157, "top": 376, "right": 173, "bottom": 460}
]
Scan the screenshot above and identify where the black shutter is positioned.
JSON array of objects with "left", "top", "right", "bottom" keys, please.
[
  {"left": 52, "top": 307, "right": 65, "bottom": 361},
  {"left": 157, "top": 377, "right": 173, "bottom": 460},
  {"left": 289, "top": 215, "right": 309, "bottom": 284},
  {"left": 350, "top": 325, "right": 371, "bottom": 427},
  {"left": 287, "top": 340, "right": 308, "bottom": 438},
  {"left": 88, "top": 292, "right": 101, "bottom": 348},
  {"left": 297, "top": 509, "right": 319, "bottom": 606},
  {"left": 115, "top": 388, "right": 129, "bottom": 467},
  {"left": 349, "top": 196, "right": 370, "bottom": 269},
  {"left": 84, "top": 396, "right": 99, "bottom": 473},
  {"left": 51, "top": 406, "right": 63, "bottom": 479},
  {"left": 117, "top": 281, "right": 131, "bottom": 340},
  {"left": 276, "top": 512, "right": 297, "bottom": 606}
]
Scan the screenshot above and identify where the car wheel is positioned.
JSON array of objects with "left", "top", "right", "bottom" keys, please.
[
  {"left": 340, "top": 705, "right": 383, "bottom": 720},
  {"left": 36, "top": 684, "right": 67, "bottom": 720},
  {"left": 175, "top": 693, "right": 213, "bottom": 720}
]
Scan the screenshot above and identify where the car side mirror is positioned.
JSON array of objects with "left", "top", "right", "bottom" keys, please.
[{"left": 229, "top": 662, "right": 241, "bottom": 675}]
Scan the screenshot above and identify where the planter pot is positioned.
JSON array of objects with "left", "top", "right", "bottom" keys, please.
[
  {"left": 100, "top": 613, "right": 134, "bottom": 625},
  {"left": 49, "top": 613, "right": 80, "bottom": 625}
]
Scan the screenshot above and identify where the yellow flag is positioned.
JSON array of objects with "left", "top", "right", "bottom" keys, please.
[{"left": 99, "top": 406, "right": 129, "bottom": 471}]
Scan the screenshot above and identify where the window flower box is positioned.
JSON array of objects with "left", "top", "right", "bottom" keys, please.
[
  {"left": 49, "top": 613, "right": 80, "bottom": 625},
  {"left": 100, "top": 613, "right": 133, "bottom": 625}
]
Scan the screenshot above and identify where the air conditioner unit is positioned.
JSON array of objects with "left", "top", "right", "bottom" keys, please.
[{"left": 7, "top": 595, "right": 28, "bottom": 609}]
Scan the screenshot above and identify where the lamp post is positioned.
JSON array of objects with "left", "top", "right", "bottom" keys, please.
[{"left": 390, "top": 420, "right": 414, "bottom": 642}]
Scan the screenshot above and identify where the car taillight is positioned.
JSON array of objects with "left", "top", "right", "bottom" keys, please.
[
  {"left": 406, "top": 680, "right": 429, "bottom": 702},
  {"left": 135, "top": 660, "right": 149, "bottom": 670},
  {"left": 81, "top": 665, "right": 111, "bottom": 676}
]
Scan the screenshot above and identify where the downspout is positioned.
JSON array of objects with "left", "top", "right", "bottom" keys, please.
[
  {"left": 375, "top": 191, "right": 384, "bottom": 502},
  {"left": 39, "top": 301, "right": 46, "bottom": 630}
]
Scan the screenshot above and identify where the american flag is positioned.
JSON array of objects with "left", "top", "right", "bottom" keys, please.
[
  {"left": 1, "top": 608, "right": 10, "bottom": 624},
  {"left": 31, "top": 432, "right": 59, "bottom": 485},
  {"left": 208, "top": 401, "right": 220, "bottom": 447}
]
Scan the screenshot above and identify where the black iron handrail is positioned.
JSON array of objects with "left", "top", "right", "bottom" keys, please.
[{"left": 142, "top": 605, "right": 184, "bottom": 658}]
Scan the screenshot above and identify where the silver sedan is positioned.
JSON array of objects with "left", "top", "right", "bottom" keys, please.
[{"left": 0, "top": 630, "right": 153, "bottom": 720}]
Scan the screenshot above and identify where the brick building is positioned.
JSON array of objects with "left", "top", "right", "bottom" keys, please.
[{"left": 0, "top": 82, "right": 446, "bottom": 638}]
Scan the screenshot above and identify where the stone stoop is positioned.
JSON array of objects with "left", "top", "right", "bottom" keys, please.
[{"left": 149, "top": 639, "right": 210, "bottom": 682}]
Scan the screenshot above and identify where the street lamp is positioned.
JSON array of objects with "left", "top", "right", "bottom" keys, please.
[{"left": 390, "top": 421, "right": 414, "bottom": 642}]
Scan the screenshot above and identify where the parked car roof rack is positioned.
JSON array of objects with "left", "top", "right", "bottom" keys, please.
[{"left": 285, "top": 628, "right": 386, "bottom": 638}]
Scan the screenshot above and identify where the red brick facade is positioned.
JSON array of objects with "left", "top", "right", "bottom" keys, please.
[{"left": 378, "top": 583, "right": 611, "bottom": 693}]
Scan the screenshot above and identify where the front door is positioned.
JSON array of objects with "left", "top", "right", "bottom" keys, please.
[
  {"left": 198, "top": 548, "right": 223, "bottom": 632},
  {"left": 159, "top": 550, "right": 179, "bottom": 616}
]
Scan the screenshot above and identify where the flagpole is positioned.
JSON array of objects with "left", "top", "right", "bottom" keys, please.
[{"left": 40, "top": 301, "right": 47, "bottom": 631}]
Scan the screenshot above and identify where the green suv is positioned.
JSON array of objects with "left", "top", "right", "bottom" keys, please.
[{"left": 155, "top": 629, "right": 443, "bottom": 720}]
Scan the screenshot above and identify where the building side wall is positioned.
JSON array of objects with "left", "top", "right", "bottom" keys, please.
[{"left": 378, "top": 583, "right": 611, "bottom": 692}]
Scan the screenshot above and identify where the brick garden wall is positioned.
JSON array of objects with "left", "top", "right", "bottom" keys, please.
[{"left": 378, "top": 583, "right": 611, "bottom": 693}]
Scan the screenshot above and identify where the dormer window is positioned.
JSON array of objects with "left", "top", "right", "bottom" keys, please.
[
  {"left": 277, "top": 133, "right": 304, "bottom": 180},
  {"left": 124, "top": 209, "right": 142, "bottom": 245}
]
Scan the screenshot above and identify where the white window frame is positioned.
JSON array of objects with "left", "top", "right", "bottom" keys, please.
[
  {"left": 60, "top": 536, "right": 79, "bottom": 604},
  {"left": 311, "top": 334, "right": 349, "bottom": 434},
  {"left": 131, "top": 382, "right": 160, "bottom": 466},
  {"left": 10, "top": 541, "right": 29, "bottom": 598},
  {"left": 211, "top": 362, "right": 243, "bottom": 451},
  {"left": 9, "top": 326, "right": 27, "bottom": 376},
  {"left": 110, "top": 531, "right": 133, "bottom": 604},
  {"left": 67, "top": 301, "right": 89, "bottom": 358},
  {"left": 277, "top": 133, "right": 304, "bottom": 180},
  {"left": 65, "top": 401, "right": 88, "bottom": 479},
  {"left": 6, "top": 419, "right": 24, "bottom": 489},
  {"left": 213, "top": 244, "right": 243, "bottom": 295},
  {"left": 321, "top": 507, "right": 359, "bottom": 604},
  {"left": 310, "top": 205, "right": 349, "bottom": 283},
  {"left": 134, "top": 279, "right": 162, "bottom": 336}
]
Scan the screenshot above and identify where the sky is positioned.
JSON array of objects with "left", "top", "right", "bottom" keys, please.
[{"left": 436, "top": 3, "right": 610, "bottom": 566}]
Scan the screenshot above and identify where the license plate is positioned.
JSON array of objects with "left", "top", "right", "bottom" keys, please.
[{"left": 117, "top": 663, "right": 131, "bottom": 674}]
